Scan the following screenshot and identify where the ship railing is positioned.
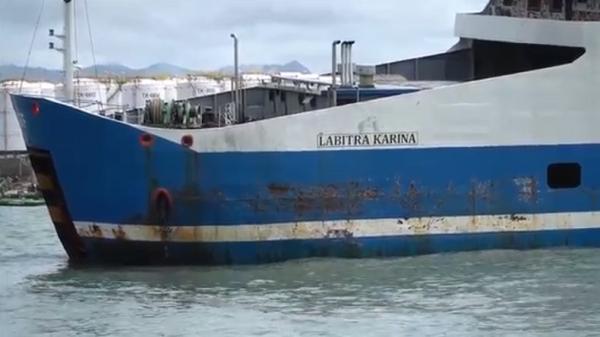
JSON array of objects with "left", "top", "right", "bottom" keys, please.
[
  {"left": 268, "top": 75, "right": 330, "bottom": 95},
  {"left": 54, "top": 97, "right": 136, "bottom": 122}
]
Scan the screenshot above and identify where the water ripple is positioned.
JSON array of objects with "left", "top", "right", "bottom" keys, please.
[{"left": 2, "top": 207, "right": 600, "bottom": 336}]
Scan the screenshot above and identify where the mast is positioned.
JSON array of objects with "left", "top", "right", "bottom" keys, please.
[
  {"left": 2, "top": 89, "right": 7, "bottom": 151},
  {"left": 331, "top": 40, "right": 340, "bottom": 107},
  {"left": 230, "top": 34, "right": 239, "bottom": 123},
  {"left": 63, "top": 0, "right": 74, "bottom": 101},
  {"left": 51, "top": 0, "right": 75, "bottom": 101}
]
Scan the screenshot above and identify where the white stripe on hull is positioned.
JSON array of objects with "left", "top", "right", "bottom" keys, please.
[{"left": 74, "top": 211, "right": 600, "bottom": 243}]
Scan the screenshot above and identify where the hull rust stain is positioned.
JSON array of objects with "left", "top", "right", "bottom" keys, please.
[{"left": 74, "top": 211, "right": 582, "bottom": 243}]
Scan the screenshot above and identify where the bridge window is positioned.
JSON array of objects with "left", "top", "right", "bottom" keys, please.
[
  {"left": 528, "top": 0, "right": 541, "bottom": 10},
  {"left": 503, "top": 0, "right": 513, "bottom": 5},
  {"left": 547, "top": 163, "right": 581, "bottom": 189},
  {"left": 551, "top": 0, "right": 563, "bottom": 12}
]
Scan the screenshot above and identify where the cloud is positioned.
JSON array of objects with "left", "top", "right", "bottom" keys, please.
[{"left": 0, "top": 0, "right": 488, "bottom": 73}]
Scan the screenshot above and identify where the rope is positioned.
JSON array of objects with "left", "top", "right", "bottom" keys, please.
[
  {"left": 84, "top": 0, "right": 99, "bottom": 81},
  {"left": 73, "top": 0, "right": 79, "bottom": 106},
  {"left": 73, "top": 0, "right": 79, "bottom": 65},
  {"left": 19, "top": 0, "right": 46, "bottom": 93},
  {"left": 83, "top": 0, "right": 102, "bottom": 111}
]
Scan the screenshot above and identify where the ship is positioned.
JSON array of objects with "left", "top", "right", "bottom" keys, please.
[{"left": 11, "top": 0, "right": 600, "bottom": 265}]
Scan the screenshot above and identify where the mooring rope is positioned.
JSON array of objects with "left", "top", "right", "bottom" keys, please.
[
  {"left": 73, "top": 0, "right": 79, "bottom": 65},
  {"left": 19, "top": 0, "right": 46, "bottom": 93},
  {"left": 84, "top": 0, "right": 98, "bottom": 81},
  {"left": 83, "top": 0, "right": 102, "bottom": 110}
]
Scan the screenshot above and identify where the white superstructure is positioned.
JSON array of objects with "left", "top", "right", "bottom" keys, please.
[
  {"left": 175, "top": 76, "right": 222, "bottom": 99},
  {"left": 143, "top": 13, "right": 600, "bottom": 153}
]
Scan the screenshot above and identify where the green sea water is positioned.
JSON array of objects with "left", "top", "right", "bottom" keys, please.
[{"left": 1, "top": 206, "right": 599, "bottom": 337}]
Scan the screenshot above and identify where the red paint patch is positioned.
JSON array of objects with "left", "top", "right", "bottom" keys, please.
[
  {"left": 139, "top": 133, "right": 154, "bottom": 148},
  {"left": 152, "top": 188, "right": 173, "bottom": 227},
  {"left": 32, "top": 102, "right": 40, "bottom": 116},
  {"left": 181, "top": 134, "right": 194, "bottom": 148},
  {"left": 152, "top": 188, "right": 173, "bottom": 210}
]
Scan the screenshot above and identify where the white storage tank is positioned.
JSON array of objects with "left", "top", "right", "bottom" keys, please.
[
  {"left": 74, "top": 78, "right": 108, "bottom": 111},
  {"left": 104, "top": 79, "right": 124, "bottom": 111},
  {"left": 121, "top": 79, "right": 177, "bottom": 110},
  {"left": 175, "top": 76, "right": 221, "bottom": 100},
  {"left": 57, "top": 78, "right": 109, "bottom": 113},
  {"left": 163, "top": 79, "right": 178, "bottom": 102},
  {"left": 56, "top": 78, "right": 126, "bottom": 116},
  {"left": 242, "top": 74, "right": 271, "bottom": 88},
  {"left": 220, "top": 77, "right": 234, "bottom": 92},
  {"left": 0, "top": 81, "right": 56, "bottom": 152}
]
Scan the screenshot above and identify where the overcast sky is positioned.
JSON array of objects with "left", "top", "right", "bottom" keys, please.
[{"left": 0, "top": 0, "right": 487, "bottom": 73}]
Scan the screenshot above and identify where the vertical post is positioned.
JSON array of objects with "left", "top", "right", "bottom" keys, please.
[
  {"left": 242, "top": 87, "right": 247, "bottom": 121},
  {"left": 566, "top": 0, "right": 573, "bottom": 21},
  {"left": 348, "top": 41, "right": 355, "bottom": 86},
  {"left": 230, "top": 33, "right": 239, "bottom": 123},
  {"left": 331, "top": 40, "right": 340, "bottom": 107},
  {"left": 415, "top": 58, "right": 419, "bottom": 81},
  {"left": 2, "top": 89, "right": 7, "bottom": 151},
  {"left": 340, "top": 42, "right": 346, "bottom": 86},
  {"left": 230, "top": 77, "right": 235, "bottom": 124},
  {"left": 343, "top": 42, "right": 348, "bottom": 86},
  {"left": 63, "top": 0, "right": 74, "bottom": 101}
]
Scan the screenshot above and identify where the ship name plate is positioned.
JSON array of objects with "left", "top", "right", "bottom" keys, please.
[{"left": 317, "top": 132, "right": 419, "bottom": 148}]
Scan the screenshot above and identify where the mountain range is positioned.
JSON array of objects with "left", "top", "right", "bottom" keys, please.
[{"left": 0, "top": 61, "right": 311, "bottom": 82}]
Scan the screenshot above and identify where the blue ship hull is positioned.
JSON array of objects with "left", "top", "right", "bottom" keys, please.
[
  {"left": 81, "top": 229, "right": 600, "bottom": 265},
  {"left": 11, "top": 95, "right": 600, "bottom": 265}
]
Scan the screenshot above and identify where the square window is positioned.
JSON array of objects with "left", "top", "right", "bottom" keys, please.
[
  {"left": 547, "top": 163, "right": 581, "bottom": 189},
  {"left": 528, "top": 0, "right": 542, "bottom": 10},
  {"left": 551, "top": 0, "right": 563, "bottom": 12}
]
